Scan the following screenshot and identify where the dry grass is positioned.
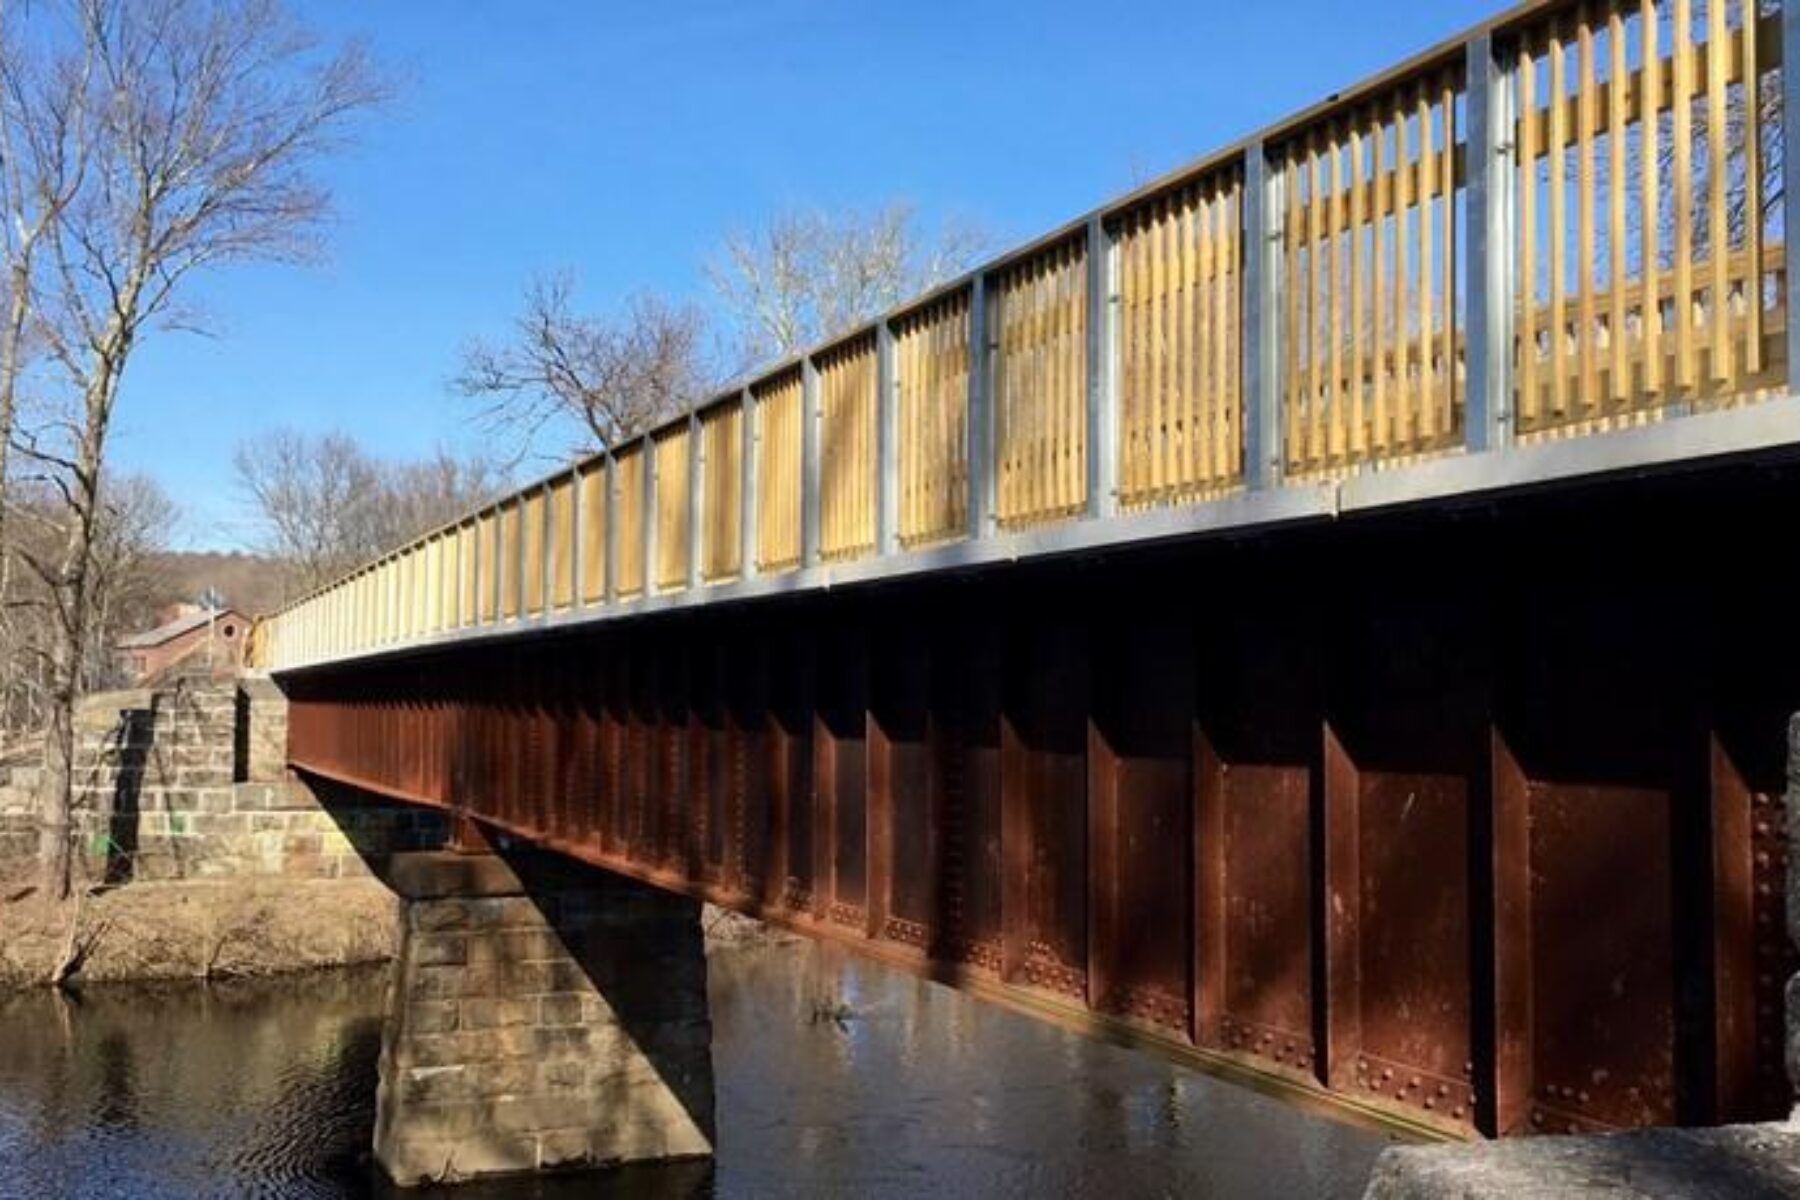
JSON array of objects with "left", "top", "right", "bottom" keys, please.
[{"left": 0, "top": 877, "right": 401, "bottom": 989}]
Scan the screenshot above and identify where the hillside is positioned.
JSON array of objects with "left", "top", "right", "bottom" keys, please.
[{"left": 147, "top": 551, "right": 287, "bottom": 618}]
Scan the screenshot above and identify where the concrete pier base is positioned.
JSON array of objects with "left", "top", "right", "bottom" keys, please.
[{"left": 373, "top": 849, "right": 715, "bottom": 1187}]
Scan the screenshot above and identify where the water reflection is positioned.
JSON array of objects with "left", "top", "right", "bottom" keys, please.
[
  {"left": 0, "top": 938, "right": 1394, "bottom": 1198},
  {"left": 0, "top": 969, "right": 386, "bottom": 1198}
]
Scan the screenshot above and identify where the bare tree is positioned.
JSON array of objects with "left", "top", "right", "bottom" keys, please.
[
  {"left": 707, "top": 202, "right": 991, "bottom": 366},
  {"left": 2, "top": 472, "right": 175, "bottom": 735},
  {"left": 0, "top": 0, "right": 383, "bottom": 898},
  {"left": 454, "top": 273, "right": 712, "bottom": 461},
  {"left": 380, "top": 449, "right": 511, "bottom": 548},
  {"left": 232, "top": 429, "right": 382, "bottom": 594},
  {"left": 77, "top": 473, "right": 177, "bottom": 691},
  {"left": 0, "top": 0, "right": 95, "bottom": 656},
  {"left": 234, "top": 428, "right": 506, "bottom": 597}
]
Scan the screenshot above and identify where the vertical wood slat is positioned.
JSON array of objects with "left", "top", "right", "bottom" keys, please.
[
  {"left": 1373, "top": 106, "right": 1389, "bottom": 453},
  {"left": 1279, "top": 65, "right": 1464, "bottom": 477},
  {"left": 1642, "top": 0, "right": 1663, "bottom": 398},
  {"left": 993, "top": 236, "right": 1088, "bottom": 527},
  {"left": 818, "top": 332, "right": 879, "bottom": 561},
  {"left": 1395, "top": 89, "right": 1413, "bottom": 448},
  {"left": 1708, "top": 0, "right": 1732, "bottom": 387},
  {"left": 499, "top": 500, "right": 521, "bottom": 620},
  {"left": 1578, "top": 11, "right": 1599, "bottom": 410},
  {"left": 614, "top": 447, "right": 646, "bottom": 597},
  {"left": 896, "top": 290, "right": 971, "bottom": 546},
  {"left": 458, "top": 521, "right": 476, "bottom": 629},
  {"left": 1114, "top": 167, "right": 1245, "bottom": 508},
  {"left": 1675, "top": 0, "right": 1698, "bottom": 390},
  {"left": 654, "top": 422, "right": 692, "bottom": 593},
  {"left": 1419, "top": 85, "right": 1438, "bottom": 445},
  {"left": 549, "top": 475, "right": 574, "bottom": 610},
  {"left": 701, "top": 401, "right": 744, "bottom": 582},
  {"left": 1310, "top": 129, "right": 1331, "bottom": 462},
  {"left": 579, "top": 461, "right": 606, "bottom": 603},
  {"left": 1550, "top": 18, "right": 1571, "bottom": 420},
  {"left": 755, "top": 369, "right": 805, "bottom": 572},
  {"left": 1743, "top": 0, "right": 1763, "bottom": 376},
  {"left": 1350, "top": 124, "right": 1366, "bottom": 462},
  {"left": 1285, "top": 149, "right": 1303, "bottom": 471},
  {"left": 1606, "top": 8, "right": 1628, "bottom": 409},
  {"left": 1441, "top": 75, "right": 1457, "bottom": 440},
  {"left": 1513, "top": 0, "right": 1784, "bottom": 438}
]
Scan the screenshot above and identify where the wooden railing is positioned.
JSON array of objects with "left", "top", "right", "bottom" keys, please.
[{"left": 254, "top": 0, "right": 1797, "bottom": 672}]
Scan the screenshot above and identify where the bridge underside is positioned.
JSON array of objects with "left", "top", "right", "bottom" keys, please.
[{"left": 281, "top": 463, "right": 1799, "bottom": 1141}]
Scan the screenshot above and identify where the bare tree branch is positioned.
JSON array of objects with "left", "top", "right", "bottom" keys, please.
[
  {"left": 454, "top": 273, "right": 713, "bottom": 461},
  {"left": 706, "top": 202, "right": 992, "bottom": 367}
]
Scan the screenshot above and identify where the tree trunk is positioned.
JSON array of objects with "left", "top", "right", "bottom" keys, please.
[
  {"left": 35, "top": 349, "right": 121, "bottom": 900},
  {"left": 0, "top": 267, "right": 30, "bottom": 650},
  {"left": 34, "top": 636, "right": 76, "bottom": 898}
]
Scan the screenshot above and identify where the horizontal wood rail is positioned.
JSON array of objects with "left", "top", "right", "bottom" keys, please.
[{"left": 253, "top": 0, "right": 1800, "bottom": 672}]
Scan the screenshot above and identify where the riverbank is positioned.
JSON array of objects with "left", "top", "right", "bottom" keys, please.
[
  {"left": 0, "top": 874, "right": 801, "bottom": 991},
  {"left": 0, "top": 877, "right": 400, "bottom": 988}
]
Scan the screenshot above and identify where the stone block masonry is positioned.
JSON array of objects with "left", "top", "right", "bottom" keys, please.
[
  {"left": 374, "top": 850, "right": 714, "bottom": 1185},
  {"left": 0, "top": 677, "right": 445, "bottom": 885}
]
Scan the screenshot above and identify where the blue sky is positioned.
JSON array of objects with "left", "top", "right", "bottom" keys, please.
[{"left": 112, "top": 0, "right": 1498, "bottom": 550}]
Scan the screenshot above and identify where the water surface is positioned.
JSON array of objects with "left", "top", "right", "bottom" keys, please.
[{"left": 0, "top": 939, "right": 1395, "bottom": 1198}]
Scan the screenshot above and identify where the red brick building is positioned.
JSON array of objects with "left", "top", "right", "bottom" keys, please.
[{"left": 116, "top": 604, "right": 249, "bottom": 683}]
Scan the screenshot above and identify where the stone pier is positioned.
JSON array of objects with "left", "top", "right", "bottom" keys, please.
[{"left": 374, "top": 849, "right": 715, "bottom": 1186}]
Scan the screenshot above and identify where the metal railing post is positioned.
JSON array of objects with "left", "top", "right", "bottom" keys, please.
[
  {"left": 1243, "top": 139, "right": 1284, "bottom": 490},
  {"left": 1785, "top": 0, "right": 1800, "bottom": 386},
  {"left": 802, "top": 356, "right": 822, "bottom": 567},
  {"left": 1086, "top": 214, "right": 1117, "bottom": 519},
  {"left": 688, "top": 411, "right": 703, "bottom": 590},
  {"left": 968, "top": 274, "right": 993, "bottom": 537},
  {"left": 741, "top": 388, "right": 759, "bottom": 580},
  {"left": 641, "top": 432, "right": 658, "bottom": 596},
  {"left": 1466, "top": 31, "right": 1516, "bottom": 452},
  {"left": 877, "top": 321, "right": 899, "bottom": 555}
]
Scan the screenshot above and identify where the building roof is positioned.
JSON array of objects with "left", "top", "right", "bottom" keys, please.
[{"left": 117, "top": 607, "right": 245, "bottom": 650}]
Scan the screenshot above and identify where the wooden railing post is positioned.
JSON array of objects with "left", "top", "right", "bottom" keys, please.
[
  {"left": 1785, "top": 0, "right": 1800, "bottom": 387},
  {"left": 877, "top": 321, "right": 899, "bottom": 555},
  {"left": 603, "top": 451, "right": 620, "bottom": 605},
  {"left": 688, "top": 411, "right": 703, "bottom": 591},
  {"left": 1243, "top": 139, "right": 1283, "bottom": 490},
  {"left": 1086, "top": 214, "right": 1118, "bottom": 518},
  {"left": 569, "top": 467, "right": 584, "bottom": 613},
  {"left": 802, "top": 356, "right": 822, "bottom": 567},
  {"left": 641, "top": 432, "right": 657, "bottom": 597},
  {"left": 538, "top": 481, "right": 553, "bottom": 619},
  {"left": 740, "top": 388, "right": 759, "bottom": 580},
  {"left": 968, "top": 274, "right": 993, "bottom": 537},
  {"left": 1466, "top": 31, "right": 1516, "bottom": 453}
]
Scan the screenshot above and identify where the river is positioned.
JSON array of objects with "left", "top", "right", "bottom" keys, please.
[{"left": 0, "top": 938, "right": 1395, "bottom": 1198}]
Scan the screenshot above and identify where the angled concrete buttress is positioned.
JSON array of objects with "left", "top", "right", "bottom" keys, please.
[{"left": 373, "top": 848, "right": 715, "bottom": 1186}]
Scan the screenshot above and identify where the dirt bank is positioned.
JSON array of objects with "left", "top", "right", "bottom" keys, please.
[
  {"left": 0, "top": 877, "right": 400, "bottom": 989},
  {"left": 0, "top": 879, "right": 795, "bottom": 991}
]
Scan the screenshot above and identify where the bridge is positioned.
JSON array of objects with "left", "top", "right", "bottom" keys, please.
[{"left": 255, "top": 0, "right": 1800, "bottom": 1183}]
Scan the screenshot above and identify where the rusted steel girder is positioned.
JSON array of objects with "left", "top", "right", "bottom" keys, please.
[{"left": 281, "top": 478, "right": 1798, "bottom": 1139}]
